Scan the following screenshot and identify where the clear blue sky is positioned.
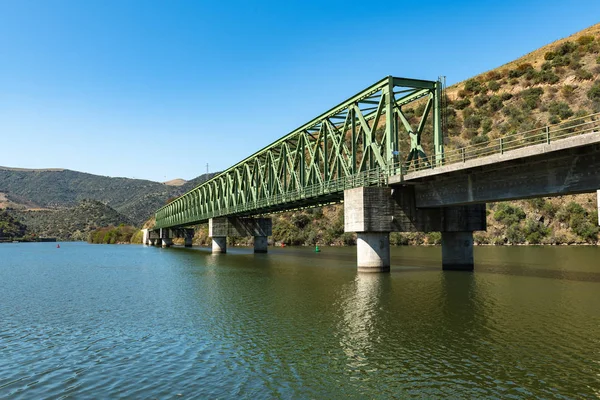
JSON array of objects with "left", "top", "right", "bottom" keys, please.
[{"left": 1, "top": 1, "right": 599, "bottom": 182}]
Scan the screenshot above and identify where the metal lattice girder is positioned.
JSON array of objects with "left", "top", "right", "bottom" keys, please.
[{"left": 154, "top": 76, "right": 443, "bottom": 229}]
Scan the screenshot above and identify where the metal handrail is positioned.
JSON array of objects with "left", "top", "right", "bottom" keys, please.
[{"left": 401, "top": 112, "right": 600, "bottom": 174}]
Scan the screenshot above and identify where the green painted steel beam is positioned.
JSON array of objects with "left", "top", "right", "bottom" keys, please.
[{"left": 153, "top": 76, "right": 444, "bottom": 230}]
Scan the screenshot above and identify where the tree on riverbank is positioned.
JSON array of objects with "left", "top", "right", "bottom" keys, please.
[
  {"left": 88, "top": 224, "right": 140, "bottom": 244},
  {"left": 0, "top": 209, "right": 28, "bottom": 240}
]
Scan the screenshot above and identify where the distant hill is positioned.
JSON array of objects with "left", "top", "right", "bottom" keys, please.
[
  {"left": 12, "top": 200, "right": 133, "bottom": 241},
  {"left": 0, "top": 169, "right": 217, "bottom": 226}
]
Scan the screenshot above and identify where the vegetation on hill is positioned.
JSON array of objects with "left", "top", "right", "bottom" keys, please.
[
  {"left": 0, "top": 210, "right": 28, "bottom": 241},
  {"left": 10, "top": 199, "right": 133, "bottom": 241},
  {"left": 439, "top": 25, "right": 600, "bottom": 152},
  {"left": 88, "top": 224, "right": 142, "bottom": 244}
]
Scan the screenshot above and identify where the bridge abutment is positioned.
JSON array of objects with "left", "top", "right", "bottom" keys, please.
[{"left": 344, "top": 186, "right": 486, "bottom": 272}]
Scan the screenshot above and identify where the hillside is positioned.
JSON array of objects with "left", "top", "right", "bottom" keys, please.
[
  {"left": 12, "top": 199, "right": 133, "bottom": 241},
  {"left": 0, "top": 169, "right": 216, "bottom": 226}
]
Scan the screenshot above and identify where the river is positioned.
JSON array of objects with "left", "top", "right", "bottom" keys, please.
[{"left": 1, "top": 242, "right": 599, "bottom": 398}]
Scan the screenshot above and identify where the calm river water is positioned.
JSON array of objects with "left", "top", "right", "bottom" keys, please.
[{"left": 1, "top": 242, "right": 599, "bottom": 399}]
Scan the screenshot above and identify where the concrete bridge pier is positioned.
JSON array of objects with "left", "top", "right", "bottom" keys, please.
[
  {"left": 344, "top": 187, "right": 393, "bottom": 272},
  {"left": 597, "top": 190, "right": 600, "bottom": 225},
  {"left": 441, "top": 232, "right": 474, "bottom": 271},
  {"left": 159, "top": 228, "right": 172, "bottom": 248},
  {"left": 344, "top": 186, "right": 486, "bottom": 272},
  {"left": 211, "top": 236, "right": 227, "bottom": 254},
  {"left": 209, "top": 216, "right": 272, "bottom": 255},
  {"left": 356, "top": 233, "right": 390, "bottom": 272},
  {"left": 253, "top": 236, "right": 268, "bottom": 253}
]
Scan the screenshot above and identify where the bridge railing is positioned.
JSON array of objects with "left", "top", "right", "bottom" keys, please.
[{"left": 399, "top": 112, "right": 600, "bottom": 174}]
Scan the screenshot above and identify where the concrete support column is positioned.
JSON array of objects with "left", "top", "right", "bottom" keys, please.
[
  {"left": 148, "top": 239, "right": 155, "bottom": 246},
  {"left": 184, "top": 237, "right": 193, "bottom": 247},
  {"left": 441, "top": 231, "right": 474, "bottom": 271},
  {"left": 142, "top": 229, "right": 149, "bottom": 245},
  {"left": 161, "top": 238, "right": 173, "bottom": 248},
  {"left": 212, "top": 236, "right": 227, "bottom": 254},
  {"left": 357, "top": 232, "right": 390, "bottom": 272},
  {"left": 597, "top": 190, "right": 600, "bottom": 226},
  {"left": 344, "top": 187, "right": 393, "bottom": 273},
  {"left": 253, "top": 236, "right": 268, "bottom": 253}
]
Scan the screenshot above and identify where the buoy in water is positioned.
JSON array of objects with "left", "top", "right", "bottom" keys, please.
[
  {"left": 56, "top": 244, "right": 60, "bottom": 248},
  {"left": 315, "top": 245, "right": 320, "bottom": 253}
]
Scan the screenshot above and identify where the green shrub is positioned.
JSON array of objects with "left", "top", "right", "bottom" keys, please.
[
  {"left": 474, "top": 94, "right": 489, "bottom": 107},
  {"left": 590, "top": 83, "right": 600, "bottom": 109},
  {"left": 500, "top": 92, "right": 513, "bottom": 101},
  {"left": 577, "top": 35, "right": 594, "bottom": 46},
  {"left": 481, "top": 118, "right": 493, "bottom": 134},
  {"left": 426, "top": 232, "right": 441, "bottom": 245},
  {"left": 570, "top": 213, "right": 599, "bottom": 242},
  {"left": 528, "top": 197, "right": 546, "bottom": 209},
  {"left": 470, "top": 134, "right": 489, "bottom": 145},
  {"left": 552, "top": 55, "right": 570, "bottom": 67},
  {"left": 561, "top": 85, "right": 576, "bottom": 100},
  {"left": 506, "top": 224, "right": 525, "bottom": 244},
  {"left": 548, "top": 101, "right": 574, "bottom": 120},
  {"left": 544, "top": 51, "right": 556, "bottom": 60},
  {"left": 454, "top": 98, "right": 471, "bottom": 110},
  {"left": 523, "top": 219, "right": 550, "bottom": 244},
  {"left": 549, "top": 115, "right": 560, "bottom": 124},
  {"left": 542, "top": 201, "right": 558, "bottom": 218},
  {"left": 597, "top": 55, "right": 600, "bottom": 64},
  {"left": 557, "top": 41, "right": 577, "bottom": 55},
  {"left": 494, "top": 203, "right": 526, "bottom": 225},
  {"left": 519, "top": 87, "right": 544, "bottom": 110},
  {"left": 535, "top": 70, "right": 559, "bottom": 84},
  {"left": 488, "top": 80, "right": 500, "bottom": 91},
  {"left": 464, "top": 114, "right": 482, "bottom": 129},
  {"left": 464, "top": 79, "right": 484, "bottom": 93},
  {"left": 488, "top": 95, "right": 503, "bottom": 112},
  {"left": 575, "top": 69, "right": 593, "bottom": 80}
]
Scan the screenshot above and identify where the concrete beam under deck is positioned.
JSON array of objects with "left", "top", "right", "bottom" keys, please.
[{"left": 390, "top": 133, "right": 600, "bottom": 208}]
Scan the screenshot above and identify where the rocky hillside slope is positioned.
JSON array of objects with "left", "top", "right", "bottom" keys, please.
[{"left": 11, "top": 199, "right": 133, "bottom": 241}]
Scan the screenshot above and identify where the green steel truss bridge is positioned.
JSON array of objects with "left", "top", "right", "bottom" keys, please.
[{"left": 154, "top": 76, "right": 444, "bottom": 229}]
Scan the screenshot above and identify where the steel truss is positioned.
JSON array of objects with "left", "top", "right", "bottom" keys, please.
[{"left": 155, "top": 76, "right": 443, "bottom": 229}]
